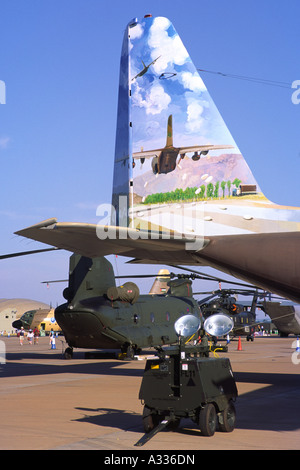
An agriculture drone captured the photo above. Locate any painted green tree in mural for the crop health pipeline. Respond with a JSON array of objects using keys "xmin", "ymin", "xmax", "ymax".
[
  {"xmin": 199, "ymin": 184, "xmax": 205, "ymax": 199},
  {"xmin": 221, "ymin": 181, "xmax": 226, "ymax": 198},
  {"xmin": 206, "ymin": 182, "xmax": 214, "ymax": 199},
  {"xmin": 143, "ymin": 178, "xmax": 245, "ymax": 205},
  {"xmin": 227, "ymin": 180, "xmax": 231, "ymax": 197},
  {"xmin": 232, "ymin": 178, "xmax": 241, "ymax": 190},
  {"xmin": 213, "ymin": 181, "xmax": 220, "ymax": 198}
]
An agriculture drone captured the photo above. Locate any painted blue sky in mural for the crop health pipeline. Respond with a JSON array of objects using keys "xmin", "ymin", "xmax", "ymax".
[
  {"xmin": 130, "ymin": 16, "xmax": 237, "ymax": 154},
  {"xmin": 126, "ymin": 16, "xmax": 260, "ymax": 200}
]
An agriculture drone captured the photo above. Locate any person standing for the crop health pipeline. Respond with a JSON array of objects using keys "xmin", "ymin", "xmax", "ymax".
[
  {"xmin": 33, "ymin": 327, "xmax": 39, "ymax": 345},
  {"xmin": 27, "ymin": 329, "xmax": 34, "ymax": 345},
  {"xmin": 19, "ymin": 327, "xmax": 25, "ymax": 346}
]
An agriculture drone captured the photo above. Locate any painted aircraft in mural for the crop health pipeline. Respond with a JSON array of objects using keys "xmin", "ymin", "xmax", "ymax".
[
  {"xmin": 132, "ymin": 55, "xmax": 161, "ymax": 81},
  {"xmin": 133, "ymin": 114, "xmax": 234, "ymax": 175},
  {"xmin": 13, "ymin": 15, "xmax": 300, "ymax": 305}
]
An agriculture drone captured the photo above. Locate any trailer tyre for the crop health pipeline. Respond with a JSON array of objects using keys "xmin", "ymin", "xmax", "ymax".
[
  {"xmin": 218, "ymin": 400, "xmax": 236, "ymax": 432},
  {"xmin": 198, "ymin": 403, "xmax": 217, "ymax": 436},
  {"xmin": 142, "ymin": 405, "xmax": 160, "ymax": 433}
]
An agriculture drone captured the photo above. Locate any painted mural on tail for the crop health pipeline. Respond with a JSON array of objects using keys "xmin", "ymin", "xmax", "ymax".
[{"xmin": 111, "ymin": 15, "xmax": 292, "ymax": 238}]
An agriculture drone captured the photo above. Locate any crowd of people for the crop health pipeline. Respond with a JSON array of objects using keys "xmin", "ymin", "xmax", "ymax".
[{"xmin": 18, "ymin": 327, "xmax": 40, "ymax": 345}]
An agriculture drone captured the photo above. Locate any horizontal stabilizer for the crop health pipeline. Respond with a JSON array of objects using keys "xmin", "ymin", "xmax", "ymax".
[
  {"xmin": 15, "ymin": 218, "xmax": 207, "ymax": 263},
  {"xmin": 15, "ymin": 218, "xmax": 300, "ymax": 303}
]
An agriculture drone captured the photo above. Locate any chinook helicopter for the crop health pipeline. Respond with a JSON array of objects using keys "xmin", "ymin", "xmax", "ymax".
[{"xmin": 53, "ymin": 253, "xmax": 234, "ymax": 359}]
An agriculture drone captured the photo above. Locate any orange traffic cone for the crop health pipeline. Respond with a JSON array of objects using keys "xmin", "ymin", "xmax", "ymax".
[{"xmin": 237, "ymin": 336, "xmax": 242, "ymax": 351}]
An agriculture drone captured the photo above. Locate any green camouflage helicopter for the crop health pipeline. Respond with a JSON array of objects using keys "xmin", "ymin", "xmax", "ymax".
[{"xmin": 53, "ymin": 253, "xmax": 235, "ymax": 359}]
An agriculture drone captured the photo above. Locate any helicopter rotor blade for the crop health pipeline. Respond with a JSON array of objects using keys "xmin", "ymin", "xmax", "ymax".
[
  {"xmin": 114, "ymin": 273, "xmax": 171, "ymax": 279},
  {"xmin": 41, "ymin": 272, "xmax": 173, "ymax": 284},
  {"xmin": 0, "ymin": 247, "xmax": 60, "ymax": 260},
  {"xmin": 41, "ymin": 279, "xmax": 68, "ymax": 284},
  {"xmin": 167, "ymin": 264, "xmax": 258, "ymax": 289}
]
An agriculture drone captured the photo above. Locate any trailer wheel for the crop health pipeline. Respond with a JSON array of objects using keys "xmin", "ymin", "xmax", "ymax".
[
  {"xmin": 142, "ymin": 405, "xmax": 160, "ymax": 433},
  {"xmin": 218, "ymin": 400, "xmax": 236, "ymax": 432},
  {"xmin": 198, "ymin": 403, "xmax": 217, "ymax": 436}
]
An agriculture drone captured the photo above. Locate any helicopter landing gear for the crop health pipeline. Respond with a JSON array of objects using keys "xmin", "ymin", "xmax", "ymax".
[
  {"xmin": 64, "ymin": 346, "xmax": 73, "ymax": 359},
  {"xmin": 121, "ymin": 343, "xmax": 141, "ymax": 359},
  {"xmin": 125, "ymin": 345, "xmax": 135, "ymax": 359}
]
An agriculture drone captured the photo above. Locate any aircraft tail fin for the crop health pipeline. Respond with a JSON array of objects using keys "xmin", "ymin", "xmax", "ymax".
[
  {"xmin": 166, "ymin": 115, "xmax": 173, "ymax": 147},
  {"xmin": 63, "ymin": 254, "xmax": 116, "ymax": 305},
  {"xmin": 112, "ymin": 15, "xmax": 268, "ymax": 235},
  {"xmin": 149, "ymin": 269, "xmax": 170, "ymax": 294}
]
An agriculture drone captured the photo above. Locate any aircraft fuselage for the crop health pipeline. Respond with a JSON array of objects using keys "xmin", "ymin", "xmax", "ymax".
[
  {"xmin": 152, "ymin": 148, "xmax": 179, "ymax": 174},
  {"xmin": 55, "ymin": 294, "xmax": 201, "ymax": 351}
]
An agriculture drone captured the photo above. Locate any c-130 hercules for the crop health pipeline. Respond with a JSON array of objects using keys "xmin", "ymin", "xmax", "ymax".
[{"xmin": 13, "ymin": 14, "xmax": 300, "ymax": 308}]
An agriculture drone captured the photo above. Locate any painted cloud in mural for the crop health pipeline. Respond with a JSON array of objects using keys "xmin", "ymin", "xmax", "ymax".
[{"xmin": 112, "ymin": 15, "xmax": 262, "ymax": 212}]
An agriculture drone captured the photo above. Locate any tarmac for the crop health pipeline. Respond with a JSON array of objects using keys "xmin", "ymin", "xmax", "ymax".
[{"xmin": 0, "ymin": 334, "xmax": 299, "ymax": 452}]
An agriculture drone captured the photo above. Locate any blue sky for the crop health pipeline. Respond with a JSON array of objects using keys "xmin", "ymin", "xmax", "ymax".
[{"xmin": 0, "ymin": 0, "xmax": 299, "ymax": 307}]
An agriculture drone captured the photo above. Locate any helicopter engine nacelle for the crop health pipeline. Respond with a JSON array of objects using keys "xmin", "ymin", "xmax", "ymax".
[
  {"xmin": 107, "ymin": 282, "xmax": 140, "ymax": 304},
  {"xmin": 168, "ymin": 278, "xmax": 193, "ymax": 297}
]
